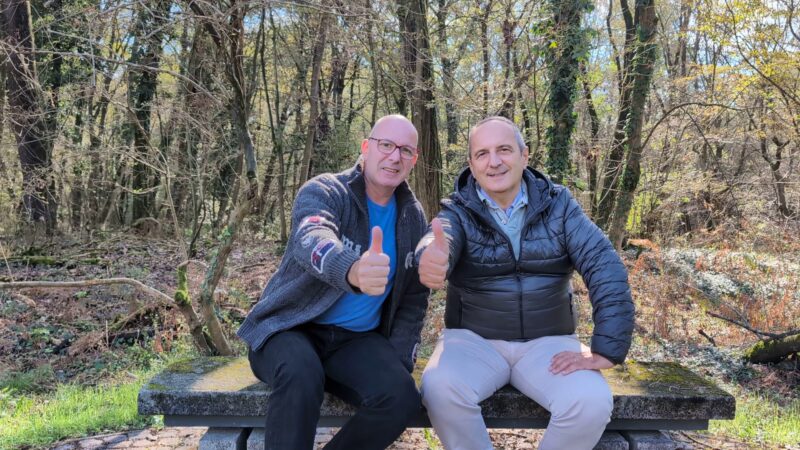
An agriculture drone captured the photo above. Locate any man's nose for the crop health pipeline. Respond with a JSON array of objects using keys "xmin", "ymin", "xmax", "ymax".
[
  {"xmin": 488, "ymin": 151, "xmax": 502, "ymax": 166},
  {"xmin": 387, "ymin": 146, "xmax": 402, "ymax": 162}
]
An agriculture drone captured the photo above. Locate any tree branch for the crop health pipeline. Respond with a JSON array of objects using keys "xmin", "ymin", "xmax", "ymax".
[
  {"xmin": 0, "ymin": 278, "xmax": 172, "ymax": 305},
  {"xmin": 706, "ymin": 311, "xmax": 800, "ymax": 340}
]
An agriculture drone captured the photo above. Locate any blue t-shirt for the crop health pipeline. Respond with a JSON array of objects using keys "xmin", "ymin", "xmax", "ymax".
[{"xmin": 314, "ymin": 195, "xmax": 397, "ymax": 331}]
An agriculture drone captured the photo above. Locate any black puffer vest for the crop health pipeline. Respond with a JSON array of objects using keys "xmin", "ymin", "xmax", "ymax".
[{"xmin": 440, "ymin": 167, "xmax": 634, "ymax": 363}]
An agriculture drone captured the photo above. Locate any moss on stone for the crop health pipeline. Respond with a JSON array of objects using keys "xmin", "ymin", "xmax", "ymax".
[
  {"xmin": 606, "ymin": 360, "xmax": 722, "ymax": 397},
  {"xmin": 145, "ymin": 382, "xmax": 170, "ymax": 392},
  {"xmin": 166, "ymin": 356, "xmax": 234, "ymax": 374},
  {"xmin": 743, "ymin": 333, "xmax": 800, "ymax": 363}
]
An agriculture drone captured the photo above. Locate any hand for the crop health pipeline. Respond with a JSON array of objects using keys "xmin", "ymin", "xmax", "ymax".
[
  {"xmin": 347, "ymin": 226, "xmax": 391, "ymax": 296},
  {"xmin": 549, "ymin": 344, "xmax": 614, "ymax": 376},
  {"xmin": 419, "ymin": 218, "xmax": 449, "ymax": 290}
]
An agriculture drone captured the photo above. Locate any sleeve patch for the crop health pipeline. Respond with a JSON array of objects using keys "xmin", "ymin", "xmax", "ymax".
[
  {"xmin": 300, "ymin": 215, "xmax": 325, "ymax": 227},
  {"xmin": 311, "ymin": 240, "xmax": 336, "ymax": 273},
  {"xmin": 404, "ymin": 251, "xmax": 414, "ymax": 269}
]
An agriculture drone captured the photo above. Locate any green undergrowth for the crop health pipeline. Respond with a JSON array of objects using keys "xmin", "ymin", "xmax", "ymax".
[
  {"xmin": 0, "ymin": 376, "xmax": 157, "ymax": 450},
  {"xmin": 0, "ymin": 344, "xmax": 196, "ymax": 450},
  {"xmin": 710, "ymin": 389, "xmax": 800, "ymax": 447}
]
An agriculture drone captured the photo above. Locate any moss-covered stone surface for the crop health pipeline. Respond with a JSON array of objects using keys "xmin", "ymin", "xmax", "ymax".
[{"xmin": 138, "ymin": 357, "xmax": 736, "ymax": 423}]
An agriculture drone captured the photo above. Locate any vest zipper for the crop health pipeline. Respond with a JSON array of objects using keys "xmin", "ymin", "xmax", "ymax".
[{"xmin": 516, "ymin": 261, "xmax": 523, "ymax": 339}]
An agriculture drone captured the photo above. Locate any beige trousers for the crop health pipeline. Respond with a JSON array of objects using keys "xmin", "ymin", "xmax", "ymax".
[{"xmin": 421, "ymin": 329, "xmax": 612, "ymax": 450}]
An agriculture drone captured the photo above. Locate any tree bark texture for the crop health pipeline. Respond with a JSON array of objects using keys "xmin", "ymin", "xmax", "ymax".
[
  {"xmin": 761, "ymin": 137, "xmax": 794, "ymax": 218},
  {"xmin": 545, "ymin": 0, "xmax": 588, "ymax": 185},
  {"xmin": 299, "ymin": 13, "xmax": 330, "ymax": 186},
  {"xmin": 259, "ymin": 7, "xmax": 289, "ymax": 242},
  {"xmin": 499, "ymin": 3, "xmax": 516, "ymax": 119},
  {"xmin": 197, "ymin": 200, "xmax": 254, "ymax": 356},
  {"xmin": 744, "ymin": 333, "xmax": 800, "ymax": 364},
  {"xmin": 3, "ymin": 0, "xmax": 58, "ymax": 233},
  {"xmin": 580, "ymin": 63, "xmax": 600, "ymax": 217},
  {"xmin": 127, "ymin": 0, "xmax": 171, "ymax": 222},
  {"xmin": 436, "ymin": 0, "xmax": 459, "ymax": 146},
  {"xmin": 607, "ymin": 0, "xmax": 659, "ymax": 249},
  {"xmin": 398, "ymin": 0, "xmax": 443, "ymax": 220},
  {"xmin": 0, "ymin": 61, "xmax": 16, "ymax": 203},
  {"xmin": 174, "ymin": 266, "xmax": 213, "ymax": 354},
  {"xmin": 480, "ymin": 0, "xmax": 492, "ymax": 116},
  {"xmin": 182, "ymin": 0, "xmax": 261, "ymax": 354},
  {"xmin": 596, "ymin": 0, "xmax": 640, "ymax": 228}
]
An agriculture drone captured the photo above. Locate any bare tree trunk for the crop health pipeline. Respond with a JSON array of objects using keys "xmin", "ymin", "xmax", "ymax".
[
  {"xmin": 365, "ymin": 0, "xmax": 379, "ymax": 125},
  {"xmin": 69, "ymin": 99, "xmax": 85, "ymax": 231},
  {"xmin": 86, "ymin": 14, "xmax": 118, "ymax": 230},
  {"xmin": 0, "ymin": 60, "xmax": 16, "ymax": 203},
  {"xmin": 184, "ymin": 0, "xmax": 260, "ymax": 354},
  {"xmin": 479, "ymin": 0, "xmax": 493, "ymax": 116},
  {"xmin": 436, "ymin": 0, "xmax": 458, "ymax": 147},
  {"xmin": 529, "ymin": 56, "xmax": 546, "ymax": 167},
  {"xmin": 499, "ymin": 2, "xmax": 516, "ymax": 118},
  {"xmin": 597, "ymin": 0, "xmax": 643, "ymax": 229},
  {"xmin": 299, "ymin": 13, "xmax": 330, "ymax": 186},
  {"xmin": 761, "ymin": 137, "xmax": 794, "ymax": 218},
  {"xmin": 398, "ymin": 0, "xmax": 443, "ymax": 219},
  {"xmin": 127, "ymin": 0, "xmax": 171, "ymax": 222},
  {"xmin": 580, "ymin": 63, "xmax": 600, "ymax": 216},
  {"xmin": 197, "ymin": 201, "xmax": 252, "ymax": 356},
  {"xmin": 174, "ymin": 266, "xmax": 213, "ymax": 354},
  {"xmin": 101, "ymin": 159, "xmax": 130, "ymax": 229},
  {"xmin": 260, "ymin": 7, "xmax": 289, "ymax": 242},
  {"xmin": 607, "ymin": 0, "xmax": 659, "ymax": 249},
  {"xmin": 3, "ymin": 0, "xmax": 58, "ymax": 234},
  {"xmin": 329, "ymin": 44, "xmax": 348, "ymax": 123},
  {"xmin": 545, "ymin": 0, "xmax": 587, "ymax": 184}
]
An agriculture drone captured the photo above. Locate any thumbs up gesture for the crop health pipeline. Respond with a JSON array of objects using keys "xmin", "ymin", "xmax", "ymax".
[
  {"xmin": 347, "ymin": 226, "xmax": 391, "ymax": 296},
  {"xmin": 419, "ymin": 218, "xmax": 450, "ymax": 290}
]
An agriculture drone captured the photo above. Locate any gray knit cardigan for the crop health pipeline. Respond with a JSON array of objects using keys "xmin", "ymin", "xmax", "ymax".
[{"xmin": 237, "ymin": 163, "xmax": 430, "ymax": 371}]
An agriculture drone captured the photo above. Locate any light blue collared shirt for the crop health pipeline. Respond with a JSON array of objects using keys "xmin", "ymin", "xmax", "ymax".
[{"xmin": 476, "ymin": 183, "xmax": 528, "ymax": 259}]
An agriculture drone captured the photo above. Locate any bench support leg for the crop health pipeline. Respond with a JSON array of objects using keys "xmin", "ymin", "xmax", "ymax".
[
  {"xmin": 621, "ymin": 431, "xmax": 679, "ymax": 450},
  {"xmin": 199, "ymin": 427, "xmax": 251, "ymax": 450},
  {"xmin": 594, "ymin": 431, "xmax": 630, "ymax": 449}
]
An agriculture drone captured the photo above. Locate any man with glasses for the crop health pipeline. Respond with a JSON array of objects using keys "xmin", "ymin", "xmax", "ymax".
[
  {"xmin": 238, "ymin": 114, "xmax": 430, "ymax": 449},
  {"xmin": 416, "ymin": 116, "xmax": 634, "ymax": 450}
]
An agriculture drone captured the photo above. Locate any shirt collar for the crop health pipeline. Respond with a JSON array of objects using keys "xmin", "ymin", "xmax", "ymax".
[{"xmin": 476, "ymin": 182, "xmax": 528, "ymax": 216}]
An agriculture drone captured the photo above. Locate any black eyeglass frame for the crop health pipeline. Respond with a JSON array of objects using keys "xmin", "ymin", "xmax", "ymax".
[{"xmin": 368, "ymin": 137, "xmax": 418, "ymax": 160}]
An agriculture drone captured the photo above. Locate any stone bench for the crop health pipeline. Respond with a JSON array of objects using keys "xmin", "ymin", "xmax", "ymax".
[{"xmin": 138, "ymin": 357, "xmax": 735, "ymax": 450}]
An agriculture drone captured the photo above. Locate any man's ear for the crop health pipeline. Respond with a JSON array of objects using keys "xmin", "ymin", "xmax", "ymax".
[
  {"xmin": 522, "ymin": 146, "xmax": 530, "ymax": 162},
  {"xmin": 361, "ymin": 139, "xmax": 369, "ymax": 156}
]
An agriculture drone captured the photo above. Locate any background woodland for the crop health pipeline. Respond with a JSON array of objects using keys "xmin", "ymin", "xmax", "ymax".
[{"xmin": 1, "ymin": 0, "xmax": 799, "ymax": 448}]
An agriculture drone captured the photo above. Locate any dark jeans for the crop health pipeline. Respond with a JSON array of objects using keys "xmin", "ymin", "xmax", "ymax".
[{"xmin": 248, "ymin": 323, "xmax": 421, "ymax": 450}]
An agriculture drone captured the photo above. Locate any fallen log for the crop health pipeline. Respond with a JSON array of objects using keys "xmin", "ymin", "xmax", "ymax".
[{"xmin": 743, "ymin": 333, "xmax": 800, "ymax": 364}]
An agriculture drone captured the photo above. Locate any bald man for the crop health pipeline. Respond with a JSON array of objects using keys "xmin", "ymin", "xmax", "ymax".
[{"xmin": 238, "ymin": 115, "xmax": 430, "ymax": 450}]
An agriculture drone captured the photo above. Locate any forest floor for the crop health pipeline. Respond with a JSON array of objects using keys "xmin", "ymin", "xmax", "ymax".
[{"xmin": 1, "ymin": 224, "xmax": 798, "ymax": 449}]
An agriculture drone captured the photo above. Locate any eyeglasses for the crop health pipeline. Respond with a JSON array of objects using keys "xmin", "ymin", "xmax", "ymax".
[{"xmin": 368, "ymin": 138, "xmax": 418, "ymax": 160}]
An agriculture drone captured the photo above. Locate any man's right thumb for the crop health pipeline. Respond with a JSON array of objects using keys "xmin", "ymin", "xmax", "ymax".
[
  {"xmin": 432, "ymin": 218, "xmax": 447, "ymax": 251},
  {"xmin": 369, "ymin": 226, "xmax": 383, "ymax": 254}
]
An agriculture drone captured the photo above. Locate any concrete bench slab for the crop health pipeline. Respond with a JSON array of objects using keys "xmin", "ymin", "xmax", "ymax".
[{"xmin": 138, "ymin": 357, "xmax": 734, "ymax": 431}]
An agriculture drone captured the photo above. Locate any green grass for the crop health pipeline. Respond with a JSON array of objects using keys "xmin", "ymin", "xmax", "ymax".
[
  {"xmin": 0, "ymin": 365, "xmax": 56, "ymax": 394},
  {"xmin": 0, "ymin": 373, "xmax": 158, "ymax": 450},
  {"xmin": 710, "ymin": 391, "xmax": 800, "ymax": 447}
]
